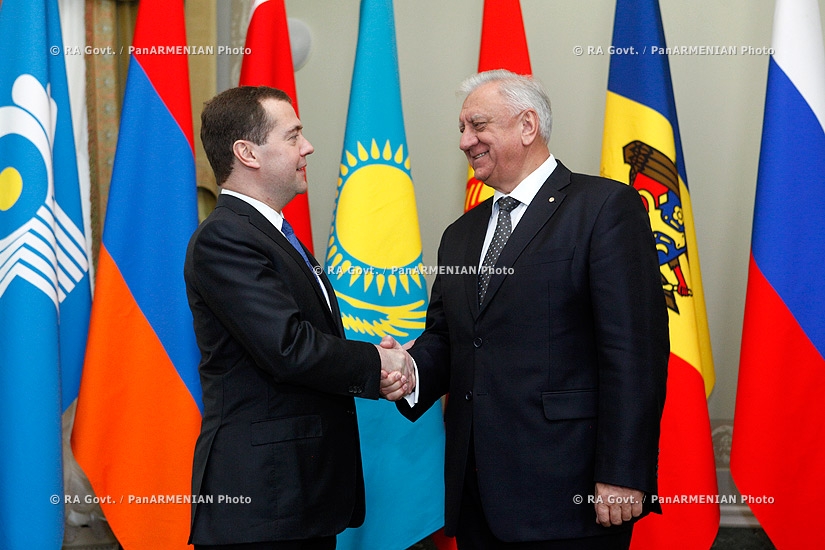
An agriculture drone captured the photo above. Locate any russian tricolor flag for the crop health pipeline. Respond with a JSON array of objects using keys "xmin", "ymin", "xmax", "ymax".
[
  {"xmin": 731, "ymin": 1, "xmax": 825, "ymax": 547},
  {"xmin": 71, "ymin": 1, "xmax": 202, "ymax": 548}
]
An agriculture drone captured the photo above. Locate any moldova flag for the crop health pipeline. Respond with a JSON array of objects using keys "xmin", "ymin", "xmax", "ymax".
[
  {"xmin": 71, "ymin": 0, "xmax": 202, "ymax": 548},
  {"xmin": 464, "ymin": 0, "xmax": 532, "ymax": 212},
  {"xmin": 0, "ymin": 0, "xmax": 92, "ymax": 546},
  {"xmin": 731, "ymin": 1, "xmax": 825, "ymax": 547},
  {"xmin": 325, "ymin": 1, "xmax": 446, "ymax": 548},
  {"xmin": 240, "ymin": 0, "xmax": 315, "ymax": 253},
  {"xmin": 600, "ymin": 1, "xmax": 719, "ymax": 548}
]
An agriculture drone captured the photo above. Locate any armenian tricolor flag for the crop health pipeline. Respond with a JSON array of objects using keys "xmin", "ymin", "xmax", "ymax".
[
  {"xmin": 71, "ymin": 1, "xmax": 202, "ymax": 548},
  {"xmin": 600, "ymin": 1, "xmax": 719, "ymax": 548}
]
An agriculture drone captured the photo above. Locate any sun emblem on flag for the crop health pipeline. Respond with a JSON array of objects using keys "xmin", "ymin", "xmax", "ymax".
[{"xmin": 326, "ymin": 138, "xmax": 427, "ymax": 340}]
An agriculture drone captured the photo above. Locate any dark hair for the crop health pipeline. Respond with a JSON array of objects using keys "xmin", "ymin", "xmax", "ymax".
[{"xmin": 200, "ymin": 86, "xmax": 293, "ymax": 185}]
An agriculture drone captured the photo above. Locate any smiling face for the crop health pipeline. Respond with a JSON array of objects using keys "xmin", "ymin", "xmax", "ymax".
[{"xmin": 459, "ymin": 82, "xmax": 530, "ymax": 193}]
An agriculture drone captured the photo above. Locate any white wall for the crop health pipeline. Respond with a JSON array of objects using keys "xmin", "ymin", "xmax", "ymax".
[{"xmin": 281, "ymin": 0, "xmax": 825, "ymax": 423}]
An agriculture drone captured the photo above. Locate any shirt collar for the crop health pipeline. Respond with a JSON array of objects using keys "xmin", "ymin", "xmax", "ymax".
[
  {"xmin": 492, "ymin": 154, "xmax": 557, "ymax": 207},
  {"xmin": 221, "ymin": 188, "xmax": 284, "ymax": 232}
]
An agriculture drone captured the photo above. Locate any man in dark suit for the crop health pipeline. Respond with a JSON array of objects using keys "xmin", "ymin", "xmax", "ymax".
[
  {"xmin": 391, "ymin": 70, "xmax": 669, "ymax": 549},
  {"xmin": 185, "ymin": 86, "xmax": 412, "ymax": 550}
]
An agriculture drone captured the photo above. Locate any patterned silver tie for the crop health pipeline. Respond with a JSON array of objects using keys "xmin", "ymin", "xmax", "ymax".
[{"xmin": 478, "ymin": 196, "xmax": 520, "ymax": 305}]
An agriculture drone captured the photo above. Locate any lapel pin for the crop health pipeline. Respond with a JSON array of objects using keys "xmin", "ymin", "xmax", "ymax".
[{"xmin": 548, "ymin": 197, "xmax": 555, "ymax": 203}]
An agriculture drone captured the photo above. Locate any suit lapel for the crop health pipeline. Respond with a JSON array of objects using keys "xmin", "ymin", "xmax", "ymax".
[
  {"xmin": 220, "ymin": 195, "xmax": 341, "ymax": 331},
  {"xmin": 478, "ymin": 162, "xmax": 571, "ymax": 315},
  {"xmin": 316, "ymin": 262, "xmax": 346, "ymax": 336},
  {"xmin": 463, "ymin": 199, "xmax": 492, "ymax": 320}
]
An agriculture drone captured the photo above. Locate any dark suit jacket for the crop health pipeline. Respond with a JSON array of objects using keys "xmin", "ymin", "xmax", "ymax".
[
  {"xmin": 398, "ymin": 161, "xmax": 669, "ymax": 542},
  {"xmin": 184, "ymin": 194, "xmax": 381, "ymax": 545}
]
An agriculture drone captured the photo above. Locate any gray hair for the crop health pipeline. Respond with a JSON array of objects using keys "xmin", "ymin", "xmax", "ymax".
[{"xmin": 459, "ymin": 69, "xmax": 553, "ymax": 145}]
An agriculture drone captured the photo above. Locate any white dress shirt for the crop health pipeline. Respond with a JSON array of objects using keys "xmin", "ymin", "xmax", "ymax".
[{"xmin": 478, "ymin": 154, "xmax": 558, "ymax": 266}]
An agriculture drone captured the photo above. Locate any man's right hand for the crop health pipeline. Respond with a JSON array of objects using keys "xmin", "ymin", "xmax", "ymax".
[{"xmin": 375, "ymin": 336, "xmax": 415, "ymax": 401}]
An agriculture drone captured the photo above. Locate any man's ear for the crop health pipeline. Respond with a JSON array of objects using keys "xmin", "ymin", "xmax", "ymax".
[
  {"xmin": 521, "ymin": 109, "xmax": 539, "ymax": 146},
  {"xmin": 232, "ymin": 140, "xmax": 259, "ymax": 169}
]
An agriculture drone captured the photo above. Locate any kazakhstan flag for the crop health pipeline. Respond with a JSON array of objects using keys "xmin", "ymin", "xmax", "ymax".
[{"xmin": 327, "ymin": 1, "xmax": 445, "ymax": 548}]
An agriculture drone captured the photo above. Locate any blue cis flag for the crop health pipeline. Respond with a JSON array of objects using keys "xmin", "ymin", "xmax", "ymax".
[
  {"xmin": 326, "ymin": 0, "xmax": 446, "ymax": 548},
  {"xmin": 0, "ymin": 0, "xmax": 92, "ymax": 547},
  {"xmin": 600, "ymin": 1, "xmax": 718, "ymax": 548}
]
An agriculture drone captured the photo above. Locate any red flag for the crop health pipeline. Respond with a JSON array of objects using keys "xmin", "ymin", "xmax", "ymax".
[
  {"xmin": 71, "ymin": 0, "xmax": 202, "ymax": 548},
  {"xmin": 434, "ymin": 4, "xmax": 534, "ymax": 548},
  {"xmin": 239, "ymin": 0, "xmax": 314, "ymax": 252},
  {"xmin": 464, "ymin": 0, "xmax": 532, "ymax": 212}
]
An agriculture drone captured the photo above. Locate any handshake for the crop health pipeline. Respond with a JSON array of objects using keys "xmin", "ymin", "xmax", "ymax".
[{"xmin": 374, "ymin": 335, "xmax": 416, "ymax": 402}]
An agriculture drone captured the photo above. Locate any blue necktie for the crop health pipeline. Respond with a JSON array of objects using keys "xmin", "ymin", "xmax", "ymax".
[
  {"xmin": 281, "ymin": 218, "xmax": 315, "ymax": 273},
  {"xmin": 282, "ymin": 218, "xmax": 331, "ymax": 311}
]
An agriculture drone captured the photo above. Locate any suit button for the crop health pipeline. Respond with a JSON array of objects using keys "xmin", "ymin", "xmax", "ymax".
[
  {"xmin": 348, "ymin": 386, "xmax": 363, "ymax": 394},
  {"xmin": 473, "ymin": 337, "xmax": 483, "ymax": 348},
  {"xmin": 465, "ymin": 391, "xmax": 473, "ymax": 401}
]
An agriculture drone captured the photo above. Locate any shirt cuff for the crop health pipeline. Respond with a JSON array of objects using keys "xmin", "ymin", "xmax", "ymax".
[{"xmin": 404, "ymin": 356, "xmax": 419, "ymax": 406}]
